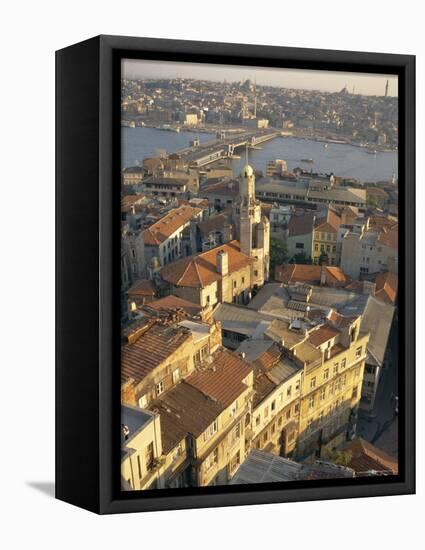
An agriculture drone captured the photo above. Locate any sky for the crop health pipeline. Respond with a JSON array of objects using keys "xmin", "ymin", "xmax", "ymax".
[{"xmin": 122, "ymin": 59, "xmax": 398, "ymax": 97}]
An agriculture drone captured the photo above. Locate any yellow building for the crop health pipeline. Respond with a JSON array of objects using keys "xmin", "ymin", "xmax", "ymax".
[
  {"xmin": 149, "ymin": 348, "xmax": 254, "ymax": 487},
  {"xmin": 312, "ymin": 209, "xmax": 341, "ymax": 265},
  {"xmin": 293, "ymin": 314, "xmax": 369, "ymax": 459}
]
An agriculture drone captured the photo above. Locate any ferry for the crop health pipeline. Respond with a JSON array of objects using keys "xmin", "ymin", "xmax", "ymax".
[{"xmin": 300, "ymin": 158, "xmax": 314, "ymax": 163}]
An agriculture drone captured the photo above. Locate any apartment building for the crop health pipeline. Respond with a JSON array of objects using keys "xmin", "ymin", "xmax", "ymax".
[
  {"xmin": 120, "ymin": 315, "xmax": 222, "ymax": 410},
  {"xmin": 143, "ymin": 204, "xmax": 203, "ymax": 268}
]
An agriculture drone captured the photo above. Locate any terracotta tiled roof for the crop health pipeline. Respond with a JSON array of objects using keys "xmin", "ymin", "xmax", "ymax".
[
  {"xmin": 186, "ymin": 348, "xmax": 252, "ymax": 407},
  {"xmin": 151, "ymin": 382, "xmax": 223, "ymax": 454},
  {"xmin": 253, "ymin": 373, "xmax": 277, "ymax": 408},
  {"xmin": 328, "ymin": 310, "xmax": 357, "ymax": 329},
  {"xmin": 287, "ymin": 213, "xmax": 315, "ymax": 237},
  {"xmin": 345, "ymin": 438, "xmax": 398, "ymax": 475},
  {"xmin": 127, "ymin": 279, "xmax": 156, "ymax": 297},
  {"xmin": 374, "ymin": 271, "xmax": 398, "ymax": 304},
  {"xmin": 275, "ymin": 264, "xmax": 349, "ymax": 286},
  {"xmin": 121, "ymin": 322, "xmax": 192, "ymax": 383},
  {"xmin": 144, "ymin": 295, "xmax": 202, "ymax": 317},
  {"xmin": 308, "ymin": 324, "xmax": 340, "ymax": 347},
  {"xmin": 160, "ymin": 240, "xmax": 254, "ymax": 288},
  {"xmin": 315, "ymin": 208, "xmax": 341, "ymax": 233},
  {"xmin": 254, "ymin": 343, "xmax": 281, "ymax": 372},
  {"xmin": 377, "ymin": 225, "xmax": 398, "ymax": 250},
  {"xmin": 143, "ymin": 205, "xmax": 202, "ymax": 246}
]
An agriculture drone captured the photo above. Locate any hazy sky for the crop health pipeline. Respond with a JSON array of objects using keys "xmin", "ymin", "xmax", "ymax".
[{"xmin": 122, "ymin": 59, "xmax": 398, "ymax": 97}]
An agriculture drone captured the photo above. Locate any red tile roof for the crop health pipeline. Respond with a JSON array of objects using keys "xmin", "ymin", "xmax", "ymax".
[
  {"xmin": 121, "ymin": 321, "xmax": 192, "ymax": 383},
  {"xmin": 160, "ymin": 240, "xmax": 254, "ymax": 288},
  {"xmin": 127, "ymin": 279, "xmax": 156, "ymax": 297},
  {"xmin": 275, "ymin": 264, "xmax": 349, "ymax": 286},
  {"xmin": 315, "ymin": 208, "xmax": 341, "ymax": 233},
  {"xmin": 186, "ymin": 348, "xmax": 252, "ymax": 407},
  {"xmin": 151, "ymin": 382, "xmax": 223, "ymax": 453},
  {"xmin": 143, "ymin": 205, "xmax": 202, "ymax": 246},
  {"xmin": 377, "ymin": 225, "xmax": 398, "ymax": 250},
  {"xmin": 144, "ymin": 295, "xmax": 202, "ymax": 317},
  {"xmin": 345, "ymin": 438, "xmax": 398, "ymax": 475},
  {"xmin": 308, "ymin": 324, "xmax": 340, "ymax": 347},
  {"xmin": 374, "ymin": 272, "xmax": 398, "ymax": 304}
]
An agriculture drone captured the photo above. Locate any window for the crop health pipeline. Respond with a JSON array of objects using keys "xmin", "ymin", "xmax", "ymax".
[
  {"xmin": 264, "ymin": 406, "xmax": 269, "ymax": 419},
  {"xmin": 329, "ymin": 382, "xmax": 334, "ymax": 395},
  {"xmin": 323, "ymin": 368, "xmax": 329, "ymax": 380},
  {"xmin": 341, "ymin": 358, "xmax": 346, "ymax": 369},
  {"xmin": 271, "ymin": 400, "xmax": 276, "ymax": 412},
  {"xmin": 229, "ymin": 451, "xmax": 241, "ymax": 472},
  {"xmin": 333, "ymin": 364, "xmax": 338, "ymax": 376},
  {"xmin": 145, "ymin": 442, "xmax": 154, "ymax": 471},
  {"xmin": 206, "ymin": 295, "xmax": 210, "ymax": 304},
  {"xmin": 286, "ymin": 409, "xmax": 291, "ymax": 420},
  {"xmin": 229, "ymin": 423, "xmax": 241, "ymax": 444},
  {"xmin": 308, "ymin": 396, "xmax": 315, "ymax": 409},
  {"xmin": 156, "ymin": 381, "xmax": 164, "ymax": 396},
  {"xmin": 295, "ymin": 380, "xmax": 300, "ymax": 392},
  {"xmin": 314, "ymin": 244, "xmax": 319, "ymax": 251},
  {"xmin": 320, "ymin": 387, "xmax": 326, "ymax": 401},
  {"xmin": 203, "ymin": 420, "xmax": 218, "ymax": 441},
  {"xmin": 233, "ymin": 280, "xmax": 237, "ymax": 288},
  {"xmin": 242, "ymin": 277, "xmax": 245, "ymax": 284},
  {"xmin": 138, "ymin": 394, "xmax": 147, "ymax": 408},
  {"xmin": 342, "ymin": 374, "xmax": 347, "ymax": 387},
  {"xmin": 255, "ymin": 415, "xmax": 261, "ymax": 426},
  {"xmin": 278, "ymin": 416, "xmax": 283, "ymax": 427},
  {"xmin": 296, "ymin": 242, "xmax": 304, "ymax": 249},
  {"xmin": 287, "ymin": 386, "xmax": 292, "ymax": 397},
  {"xmin": 254, "ymin": 270, "xmax": 258, "ymax": 276},
  {"xmin": 204, "ymin": 448, "xmax": 218, "ymax": 472},
  {"xmin": 137, "ymin": 455, "xmax": 142, "ymax": 479},
  {"xmin": 356, "ymin": 346, "xmax": 362, "ymax": 358},
  {"xmin": 355, "ymin": 367, "xmax": 360, "ymax": 379},
  {"xmin": 230, "ymin": 400, "xmax": 239, "ymax": 417},
  {"xmin": 271, "ymin": 423, "xmax": 276, "ymax": 435},
  {"xmin": 172, "ymin": 368, "xmax": 180, "ymax": 384},
  {"xmin": 310, "ymin": 377, "xmax": 316, "ymax": 389},
  {"xmin": 294, "ymin": 403, "xmax": 300, "ymax": 414},
  {"xmin": 352, "ymin": 386, "xmax": 358, "ymax": 399}
]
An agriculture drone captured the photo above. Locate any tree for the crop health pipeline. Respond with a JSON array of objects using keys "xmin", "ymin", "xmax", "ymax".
[
  {"xmin": 323, "ymin": 448, "xmax": 353, "ymax": 467},
  {"xmin": 291, "ymin": 251, "xmax": 312, "ymax": 265},
  {"xmin": 270, "ymin": 238, "xmax": 288, "ymax": 275}
]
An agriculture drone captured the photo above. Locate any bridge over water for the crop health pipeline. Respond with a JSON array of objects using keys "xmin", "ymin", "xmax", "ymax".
[{"xmin": 174, "ymin": 129, "xmax": 279, "ymax": 167}]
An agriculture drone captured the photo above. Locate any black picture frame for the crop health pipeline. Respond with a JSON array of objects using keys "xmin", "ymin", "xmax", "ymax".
[{"xmin": 56, "ymin": 35, "xmax": 415, "ymax": 514}]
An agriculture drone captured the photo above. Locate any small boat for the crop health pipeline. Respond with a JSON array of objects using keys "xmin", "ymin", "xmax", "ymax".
[
  {"xmin": 366, "ymin": 149, "xmax": 377, "ymax": 155},
  {"xmin": 300, "ymin": 158, "xmax": 314, "ymax": 163},
  {"xmin": 323, "ymin": 143, "xmax": 329, "ymax": 148}
]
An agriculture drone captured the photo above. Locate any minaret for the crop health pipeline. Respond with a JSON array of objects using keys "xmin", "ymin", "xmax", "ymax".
[
  {"xmin": 254, "ymin": 79, "xmax": 257, "ymax": 118},
  {"xmin": 238, "ymin": 164, "xmax": 261, "ymax": 257}
]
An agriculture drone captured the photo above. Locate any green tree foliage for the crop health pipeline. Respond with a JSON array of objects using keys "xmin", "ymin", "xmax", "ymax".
[
  {"xmin": 270, "ymin": 238, "xmax": 288, "ymax": 275},
  {"xmin": 290, "ymin": 251, "xmax": 312, "ymax": 265},
  {"xmin": 324, "ymin": 449, "xmax": 353, "ymax": 467}
]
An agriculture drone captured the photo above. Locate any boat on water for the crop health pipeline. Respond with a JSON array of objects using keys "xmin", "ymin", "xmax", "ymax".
[
  {"xmin": 122, "ymin": 120, "xmax": 136, "ymax": 128},
  {"xmin": 300, "ymin": 158, "xmax": 314, "ymax": 163},
  {"xmin": 366, "ymin": 149, "xmax": 377, "ymax": 155},
  {"xmin": 323, "ymin": 143, "xmax": 329, "ymax": 148}
]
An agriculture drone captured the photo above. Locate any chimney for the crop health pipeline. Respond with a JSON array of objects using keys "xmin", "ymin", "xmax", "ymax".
[
  {"xmin": 320, "ymin": 264, "xmax": 327, "ymax": 286},
  {"xmin": 223, "ymin": 223, "xmax": 233, "ymax": 243},
  {"xmin": 216, "ymin": 250, "xmax": 228, "ymax": 276}
]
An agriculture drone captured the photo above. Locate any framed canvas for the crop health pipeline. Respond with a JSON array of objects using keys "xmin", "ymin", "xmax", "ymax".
[{"xmin": 56, "ymin": 35, "xmax": 415, "ymax": 514}]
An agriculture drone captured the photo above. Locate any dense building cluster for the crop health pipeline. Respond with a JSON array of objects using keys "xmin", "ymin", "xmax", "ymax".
[
  {"xmin": 120, "ymin": 76, "xmax": 398, "ymax": 491},
  {"xmin": 122, "ymin": 78, "xmax": 398, "ymax": 149}
]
